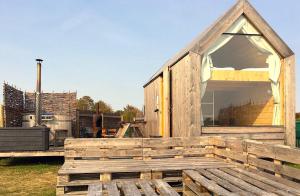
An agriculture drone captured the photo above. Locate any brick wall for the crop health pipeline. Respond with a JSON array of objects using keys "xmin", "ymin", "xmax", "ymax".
[{"xmin": 3, "ymin": 84, "xmax": 24, "ymax": 127}]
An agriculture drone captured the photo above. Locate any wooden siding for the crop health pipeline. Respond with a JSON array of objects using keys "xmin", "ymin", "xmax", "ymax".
[
  {"xmin": 144, "ymin": 77, "xmax": 161, "ymax": 137},
  {"xmin": 171, "ymin": 55, "xmax": 190, "ymax": 137},
  {"xmin": 202, "ymin": 126, "xmax": 285, "ymax": 144},
  {"xmin": 284, "ymin": 55, "xmax": 296, "ymax": 146},
  {"xmin": 171, "ymin": 53, "xmax": 201, "ymax": 137}
]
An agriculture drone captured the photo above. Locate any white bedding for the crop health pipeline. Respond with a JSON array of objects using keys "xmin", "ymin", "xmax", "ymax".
[
  {"xmin": 241, "ymin": 68, "xmax": 269, "ymax": 71},
  {"xmin": 212, "ymin": 67, "xmax": 269, "ymax": 71},
  {"xmin": 211, "ymin": 67, "xmax": 235, "ymax": 71}
]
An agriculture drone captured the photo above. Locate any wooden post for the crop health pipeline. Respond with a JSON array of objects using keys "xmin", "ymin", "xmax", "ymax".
[
  {"xmin": 274, "ymin": 159, "xmax": 282, "ymax": 177},
  {"xmin": 205, "ymin": 145, "xmax": 214, "ymax": 158},
  {"xmin": 152, "ymin": 171, "xmax": 163, "ymax": 179},
  {"xmin": 174, "ymin": 146, "xmax": 184, "ymax": 158},
  {"xmin": 163, "ymin": 68, "xmax": 170, "ymax": 137},
  {"xmin": 56, "ymin": 187, "xmax": 65, "ymax": 196},
  {"xmin": 100, "ymin": 173, "xmax": 111, "ymax": 182},
  {"xmin": 284, "ymin": 55, "xmax": 296, "ymax": 146},
  {"xmin": 140, "ymin": 171, "xmax": 151, "ymax": 180},
  {"xmin": 158, "ymin": 76, "xmax": 164, "ymax": 137}
]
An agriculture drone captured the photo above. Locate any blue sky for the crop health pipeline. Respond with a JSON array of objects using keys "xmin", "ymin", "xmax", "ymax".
[{"xmin": 0, "ymin": 0, "xmax": 299, "ymax": 111}]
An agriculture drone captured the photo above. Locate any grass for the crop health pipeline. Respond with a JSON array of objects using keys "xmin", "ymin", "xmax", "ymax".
[{"xmin": 0, "ymin": 157, "xmax": 63, "ymax": 196}]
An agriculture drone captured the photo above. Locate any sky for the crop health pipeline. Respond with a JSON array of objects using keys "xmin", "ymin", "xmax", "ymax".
[{"xmin": 0, "ymin": 0, "xmax": 299, "ymax": 111}]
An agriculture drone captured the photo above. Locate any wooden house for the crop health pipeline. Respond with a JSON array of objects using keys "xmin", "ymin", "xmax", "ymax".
[{"xmin": 143, "ymin": 0, "xmax": 296, "ymax": 146}]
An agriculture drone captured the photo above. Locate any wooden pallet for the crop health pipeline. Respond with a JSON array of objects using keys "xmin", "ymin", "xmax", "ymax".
[
  {"xmin": 57, "ymin": 157, "xmax": 233, "ymax": 194},
  {"xmin": 57, "ymin": 179, "xmax": 179, "ymax": 196},
  {"xmin": 86, "ymin": 180, "xmax": 180, "ymax": 196},
  {"xmin": 58, "ymin": 137, "xmax": 300, "ymax": 195},
  {"xmin": 183, "ymin": 168, "xmax": 300, "ymax": 196}
]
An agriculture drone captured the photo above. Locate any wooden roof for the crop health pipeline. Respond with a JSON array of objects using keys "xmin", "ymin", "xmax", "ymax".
[{"xmin": 144, "ymin": 0, "xmax": 294, "ymax": 87}]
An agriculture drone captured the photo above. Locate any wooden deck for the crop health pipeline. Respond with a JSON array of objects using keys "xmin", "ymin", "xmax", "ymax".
[{"xmin": 0, "ymin": 146, "xmax": 64, "ymax": 158}]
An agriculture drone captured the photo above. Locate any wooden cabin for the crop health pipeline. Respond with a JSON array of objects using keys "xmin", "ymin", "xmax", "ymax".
[{"xmin": 143, "ymin": 0, "xmax": 296, "ymax": 146}]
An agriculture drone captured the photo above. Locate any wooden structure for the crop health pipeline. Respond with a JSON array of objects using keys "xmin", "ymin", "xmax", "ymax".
[
  {"xmin": 115, "ymin": 123, "xmax": 143, "ymax": 138},
  {"xmin": 56, "ymin": 136, "xmax": 300, "ymax": 195},
  {"xmin": 76, "ymin": 110, "xmax": 122, "ymax": 138},
  {"xmin": 183, "ymin": 137, "xmax": 300, "ymax": 196},
  {"xmin": 143, "ymin": 0, "xmax": 295, "ymax": 146},
  {"xmin": 87, "ymin": 180, "xmax": 179, "ymax": 196},
  {"xmin": 0, "ymin": 104, "xmax": 3, "ymax": 128},
  {"xmin": 183, "ymin": 168, "xmax": 300, "ymax": 196}
]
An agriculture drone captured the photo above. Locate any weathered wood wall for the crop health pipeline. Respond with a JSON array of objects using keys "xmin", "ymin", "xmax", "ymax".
[
  {"xmin": 170, "ymin": 55, "xmax": 190, "ymax": 137},
  {"xmin": 202, "ymin": 126, "xmax": 285, "ymax": 144},
  {"xmin": 284, "ymin": 55, "xmax": 296, "ymax": 146},
  {"xmin": 171, "ymin": 53, "xmax": 201, "ymax": 137},
  {"xmin": 144, "ymin": 77, "xmax": 161, "ymax": 137}
]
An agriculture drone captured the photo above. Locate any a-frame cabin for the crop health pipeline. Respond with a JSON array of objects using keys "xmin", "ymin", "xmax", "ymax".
[{"xmin": 143, "ymin": 0, "xmax": 296, "ymax": 146}]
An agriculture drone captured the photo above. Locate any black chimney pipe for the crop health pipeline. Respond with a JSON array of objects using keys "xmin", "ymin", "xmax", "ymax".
[{"xmin": 35, "ymin": 59, "xmax": 43, "ymax": 126}]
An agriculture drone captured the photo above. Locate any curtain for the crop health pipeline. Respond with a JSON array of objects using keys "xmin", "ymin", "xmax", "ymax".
[
  {"xmin": 201, "ymin": 17, "xmax": 247, "ymax": 125},
  {"xmin": 201, "ymin": 16, "xmax": 281, "ymax": 125},
  {"xmin": 241, "ymin": 21, "xmax": 281, "ymax": 125}
]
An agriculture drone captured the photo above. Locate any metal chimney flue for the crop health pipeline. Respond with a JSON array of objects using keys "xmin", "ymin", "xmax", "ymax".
[{"xmin": 35, "ymin": 59, "xmax": 43, "ymax": 126}]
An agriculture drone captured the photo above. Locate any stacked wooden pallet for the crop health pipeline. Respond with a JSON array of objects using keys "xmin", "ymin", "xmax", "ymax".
[
  {"xmin": 182, "ymin": 137, "xmax": 300, "ymax": 196},
  {"xmin": 87, "ymin": 180, "xmax": 179, "ymax": 196},
  {"xmin": 57, "ymin": 136, "xmax": 300, "ymax": 195},
  {"xmin": 183, "ymin": 168, "xmax": 300, "ymax": 196},
  {"xmin": 57, "ymin": 137, "xmax": 233, "ymax": 195}
]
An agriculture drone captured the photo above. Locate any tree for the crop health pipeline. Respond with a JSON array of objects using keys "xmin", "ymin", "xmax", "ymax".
[
  {"xmin": 122, "ymin": 105, "xmax": 143, "ymax": 122},
  {"xmin": 95, "ymin": 100, "xmax": 113, "ymax": 113},
  {"xmin": 296, "ymin": 113, "xmax": 300, "ymax": 120},
  {"xmin": 77, "ymin": 96, "xmax": 95, "ymax": 111},
  {"xmin": 114, "ymin": 110, "xmax": 124, "ymax": 116}
]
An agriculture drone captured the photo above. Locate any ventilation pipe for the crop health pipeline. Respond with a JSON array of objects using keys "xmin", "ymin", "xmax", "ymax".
[{"xmin": 35, "ymin": 59, "xmax": 43, "ymax": 126}]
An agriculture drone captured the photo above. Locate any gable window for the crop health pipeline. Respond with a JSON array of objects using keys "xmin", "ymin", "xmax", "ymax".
[{"xmin": 201, "ymin": 16, "xmax": 282, "ymax": 126}]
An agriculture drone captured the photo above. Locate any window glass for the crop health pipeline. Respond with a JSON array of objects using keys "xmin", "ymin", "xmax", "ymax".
[{"xmin": 202, "ymin": 81, "xmax": 274, "ymax": 126}]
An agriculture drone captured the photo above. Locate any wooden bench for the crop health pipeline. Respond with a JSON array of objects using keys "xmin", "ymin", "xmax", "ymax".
[
  {"xmin": 87, "ymin": 180, "xmax": 179, "ymax": 196},
  {"xmin": 57, "ymin": 137, "xmax": 233, "ymax": 195},
  {"xmin": 183, "ymin": 137, "xmax": 300, "ymax": 196},
  {"xmin": 57, "ymin": 136, "xmax": 300, "ymax": 195}
]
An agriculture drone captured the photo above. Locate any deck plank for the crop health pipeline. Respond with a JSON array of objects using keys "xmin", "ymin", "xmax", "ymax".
[
  {"xmin": 87, "ymin": 183, "xmax": 102, "ymax": 196},
  {"xmin": 138, "ymin": 180, "xmax": 158, "ymax": 196},
  {"xmin": 153, "ymin": 179, "xmax": 180, "ymax": 196},
  {"xmin": 105, "ymin": 182, "xmax": 120, "ymax": 196},
  {"xmin": 121, "ymin": 181, "xmax": 141, "ymax": 196},
  {"xmin": 232, "ymin": 167, "xmax": 300, "ymax": 195},
  {"xmin": 184, "ymin": 170, "xmax": 233, "ymax": 196},
  {"xmin": 220, "ymin": 168, "xmax": 294, "ymax": 196},
  {"xmin": 207, "ymin": 168, "xmax": 275, "ymax": 196},
  {"xmin": 197, "ymin": 169, "xmax": 251, "ymax": 196}
]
